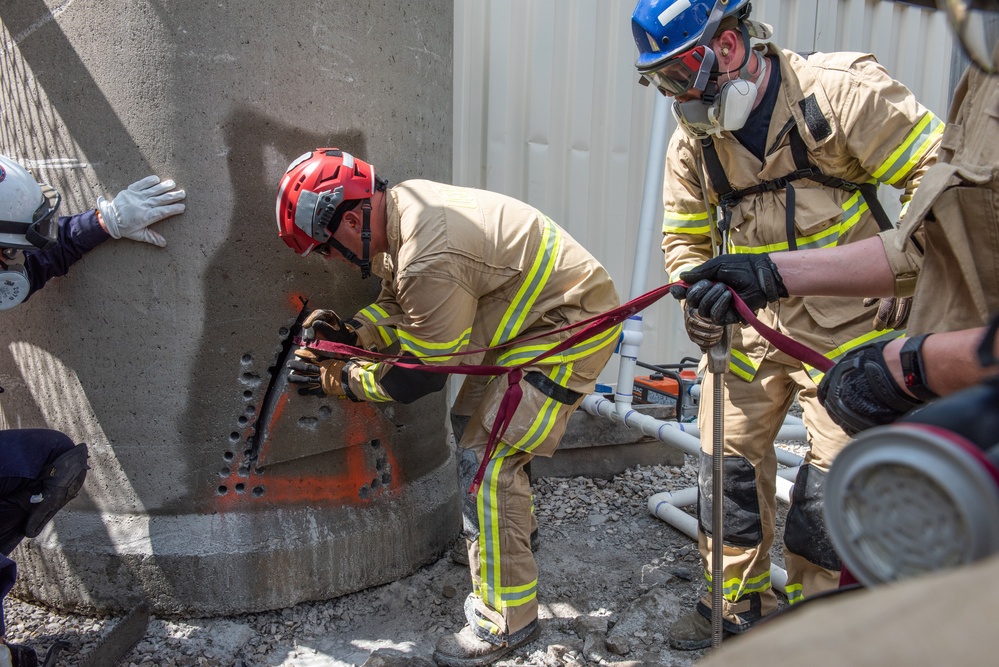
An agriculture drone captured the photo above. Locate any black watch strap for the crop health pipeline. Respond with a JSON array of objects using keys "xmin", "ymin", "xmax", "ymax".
[{"xmin": 899, "ymin": 334, "xmax": 938, "ymax": 401}]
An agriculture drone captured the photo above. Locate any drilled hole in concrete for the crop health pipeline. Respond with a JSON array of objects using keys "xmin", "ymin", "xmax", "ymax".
[
  {"xmin": 371, "ymin": 477, "xmax": 381, "ymax": 489},
  {"xmin": 229, "ymin": 432, "xmax": 240, "ymax": 442},
  {"xmin": 359, "ymin": 486, "xmax": 370, "ymax": 499},
  {"xmin": 243, "ymin": 390, "xmax": 253, "ymax": 399},
  {"xmin": 219, "ymin": 468, "xmax": 230, "ymax": 478},
  {"xmin": 298, "ymin": 416, "xmax": 319, "ymax": 431},
  {"xmin": 238, "ymin": 465, "xmax": 250, "ymax": 477},
  {"xmin": 370, "ymin": 439, "xmax": 381, "ymax": 448},
  {"xmin": 318, "ymin": 406, "xmax": 332, "ymax": 419},
  {"xmin": 242, "ymin": 353, "xmax": 253, "ymax": 364},
  {"xmin": 238, "ymin": 416, "xmax": 248, "ymax": 426},
  {"xmin": 235, "ymin": 483, "xmax": 246, "ymax": 493},
  {"xmin": 217, "ymin": 486, "xmax": 228, "ymax": 495},
  {"xmin": 245, "ymin": 404, "xmax": 256, "ymax": 414},
  {"xmin": 243, "ymin": 447, "xmax": 252, "ymax": 456},
  {"xmin": 223, "ymin": 451, "xmax": 234, "ymax": 461},
  {"xmin": 382, "ymin": 472, "xmax": 392, "ymax": 485},
  {"xmin": 279, "ymin": 327, "xmax": 289, "ymax": 337},
  {"xmin": 252, "ymin": 486, "xmax": 265, "ymax": 497},
  {"xmin": 255, "ymin": 467, "xmax": 266, "ymax": 475},
  {"xmin": 376, "ymin": 459, "xmax": 383, "ymax": 471},
  {"xmin": 240, "ymin": 372, "xmax": 262, "ymax": 388}
]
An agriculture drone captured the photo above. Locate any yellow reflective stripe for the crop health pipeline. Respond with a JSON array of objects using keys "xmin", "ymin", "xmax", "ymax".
[
  {"xmin": 663, "ymin": 209, "xmax": 711, "ymax": 235},
  {"xmin": 356, "ymin": 304, "xmax": 398, "ymax": 347},
  {"xmin": 730, "ymin": 191, "xmax": 870, "ymax": 255},
  {"xmin": 872, "ymin": 112, "xmax": 944, "ymax": 186},
  {"xmin": 495, "ymin": 323, "xmax": 620, "ymax": 367},
  {"xmin": 785, "ymin": 582, "xmax": 805, "ymax": 604},
  {"xmin": 705, "ymin": 568, "xmax": 771, "ymax": 601},
  {"xmin": 806, "ymin": 328, "xmax": 905, "ymax": 383},
  {"xmin": 355, "ymin": 361, "xmax": 393, "ymax": 402},
  {"xmin": 499, "ymin": 579, "xmax": 538, "ymax": 607},
  {"xmin": 477, "ymin": 444, "xmax": 511, "ymax": 610},
  {"xmin": 398, "ymin": 326, "xmax": 471, "ymax": 363},
  {"xmin": 491, "ymin": 217, "xmax": 562, "ymax": 346},
  {"xmin": 513, "ymin": 366, "xmax": 572, "ymax": 453},
  {"xmin": 729, "ymin": 349, "xmax": 757, "ymax": 382}
]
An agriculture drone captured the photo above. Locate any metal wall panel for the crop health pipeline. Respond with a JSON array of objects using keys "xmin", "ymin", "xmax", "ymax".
[{"xmin": 454, "ymin": 0, "xmax": 955, "ymax": 383}]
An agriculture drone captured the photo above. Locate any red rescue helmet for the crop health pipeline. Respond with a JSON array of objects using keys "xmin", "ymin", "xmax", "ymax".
[{"xmin": 275, "ymin": 148, "xmax": 378, "ymax": 257}]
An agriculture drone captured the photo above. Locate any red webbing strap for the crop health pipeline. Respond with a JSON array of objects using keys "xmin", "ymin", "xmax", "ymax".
[
  {"xmin": 298, "ymin": 282, "xmax": 832, "ymax": 493},
  {"xmin": 730, "ymin": 293, "xmax": 835, "ymax": 373}
]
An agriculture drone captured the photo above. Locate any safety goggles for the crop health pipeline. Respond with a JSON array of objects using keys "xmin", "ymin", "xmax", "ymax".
[
  {"xmin": 0, "ymin": 183, "xmax": 61, "ymax": 251},
  {"xmin": 639, "ymin": 45, "xmax": 716, "ymax": 97},
  {"xmin": 943, "ymin": 0, "xmax": 999, "ymax": 73}
]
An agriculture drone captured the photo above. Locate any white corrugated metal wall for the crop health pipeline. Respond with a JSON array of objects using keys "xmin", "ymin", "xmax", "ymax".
[{"xmin": 453, "ymin": 0, "xmax": 955, "ymax": 383}]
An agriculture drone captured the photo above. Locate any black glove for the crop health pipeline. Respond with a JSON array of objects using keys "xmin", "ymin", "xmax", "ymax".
[
  {"xmin": 817, "ymin": 341, "xmax": 924, "ymax": 436},
  {"xmin": 671, "ymin": 254, "xmax": 788, "ymax": 325},
  {"xmin": 301, "ymin": 308, "xmax": 357, "ymax": 346}
]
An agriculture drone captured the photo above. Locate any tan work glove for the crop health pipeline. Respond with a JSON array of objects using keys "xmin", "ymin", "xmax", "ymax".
[
  {"xmin": 301, "ymin": 308, "xmax": 357, "ymax": 346},
  {"xmin": 863, "ymin": 297, "xmax": 912, "ymax": 331},
  {"xmin": 684, "ymin": 305, "xmax": 724, "ymax": 351},
  {"xmin": 286, "ymin": 348, "xmax": 348, "ymax": 396}
]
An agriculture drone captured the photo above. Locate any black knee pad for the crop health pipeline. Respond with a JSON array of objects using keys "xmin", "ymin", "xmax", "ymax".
[
  {"xmin": 698, "ymin": 453, "xmax": 763, "ymax": 547},
  {"xmin": 784, "ymin": 464, "xmax": 841, "ymax": 571},
  {"xmin": 456, "ymin": 446, "xmax": 481, "ymax": 540}
]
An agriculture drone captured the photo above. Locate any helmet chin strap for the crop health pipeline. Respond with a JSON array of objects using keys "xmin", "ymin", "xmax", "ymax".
[{"xmin": 323, "ymin": 199, "xmax": 373, "ymax": 279}]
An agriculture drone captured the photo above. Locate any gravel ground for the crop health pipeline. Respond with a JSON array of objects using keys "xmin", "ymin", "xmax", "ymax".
[{"xmin": 4, "ymin": 438, "xmax": 806, "ymax": 667}]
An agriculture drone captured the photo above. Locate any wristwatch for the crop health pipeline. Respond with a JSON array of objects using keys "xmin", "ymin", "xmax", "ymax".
[{"xmin": 899, "ymin": 334, "xmax": 938, "ymax": 401}]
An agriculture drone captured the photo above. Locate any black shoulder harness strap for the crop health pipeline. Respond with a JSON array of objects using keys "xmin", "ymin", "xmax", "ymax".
[{"xmin": 699, "ymin": 119, "xmax": 894, "ymax": 252}]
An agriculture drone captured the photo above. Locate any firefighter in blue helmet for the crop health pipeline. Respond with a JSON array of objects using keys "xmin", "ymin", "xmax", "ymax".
[
  {"xmin": 0, "ymin": 155, "xmax": 185, "ymax": 667},
  {"xmin": 631, "ymin": 0, "xmax": 941, "ymax": 649}
]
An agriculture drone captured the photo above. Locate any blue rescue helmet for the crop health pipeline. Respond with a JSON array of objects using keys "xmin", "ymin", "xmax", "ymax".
[{"xmin": 632, "ymin": 0, "xmax": 752, "ymax": 73}]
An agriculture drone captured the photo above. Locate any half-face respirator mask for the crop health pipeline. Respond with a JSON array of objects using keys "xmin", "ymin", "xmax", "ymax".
[
  {"xmin": 824, "ymin": 317, "xmax": 999, "ymax": 587},
  {"xmin": 672, "ymin": 50, "xmax": 768, "ymax": 137}
]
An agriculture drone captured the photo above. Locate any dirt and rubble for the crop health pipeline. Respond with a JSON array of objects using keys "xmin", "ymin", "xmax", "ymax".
[{"xmin": 3, "ymin": 440, "xmax": 803, "ymax": 667}]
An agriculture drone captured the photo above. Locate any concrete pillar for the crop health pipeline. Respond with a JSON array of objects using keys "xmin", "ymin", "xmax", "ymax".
[{"xmin": 0, "ymin": 1, "xmax": 457, "ymax": 616}]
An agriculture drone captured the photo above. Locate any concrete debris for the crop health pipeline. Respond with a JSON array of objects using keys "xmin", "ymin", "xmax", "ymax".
[{"xmin": 3, "ymin": 452, "xmax": 802, "ymax": 666}]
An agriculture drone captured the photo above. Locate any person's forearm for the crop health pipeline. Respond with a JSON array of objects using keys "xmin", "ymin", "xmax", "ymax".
[
  {"xmin": 883, "ymin": 327, "xmax": 999, "ymax": 398},
  {"xmin": 770, "ymin": 237, "xmax": 896, "ymax": 297}
]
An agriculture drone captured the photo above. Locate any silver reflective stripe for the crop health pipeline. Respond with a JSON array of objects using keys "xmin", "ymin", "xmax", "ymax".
[{"xmin": 294, "ymin": 190, "xmax": 323, "ymax": 241}]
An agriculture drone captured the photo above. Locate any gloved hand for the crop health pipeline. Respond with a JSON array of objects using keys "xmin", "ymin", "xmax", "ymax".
[
  {"xmin": 301, "ymin": 308, "xmax": 357, "ymax": 346},
  {"xmin": 670, "ymin": 254, "xmax": 789, "ymax": 325},
  {"xmin": 863, "ymin": 296, "xmax": 912, "ymax": 331},
  {"xmin": 817, "ymin": 341, "xmax": 924, "ymax": 435},
  {"xmin": 97, "ymin": 175, "xmax": 186, "ymax": 247},
  {"xmin": 286, "ymin": 348, "xmax": 348, "ymax": 396},
  {"xmin": 683, "ymin": 305, "xmax": 724, "ymax": 350}
]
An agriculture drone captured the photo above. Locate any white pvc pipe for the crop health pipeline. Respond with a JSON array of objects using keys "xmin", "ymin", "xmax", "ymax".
[
  {"xmin": 614, "ymin": 92, "xmax": 673, "ymax": 418},
  {"xmin": 582, "ymin": 393, "xmax": 702, "ymax": 457}
]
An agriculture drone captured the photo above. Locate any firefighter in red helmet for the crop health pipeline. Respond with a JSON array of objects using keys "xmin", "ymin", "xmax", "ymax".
[{"xmin": 275, "ymin": 148, "xmax": 620, "ymax": 667}]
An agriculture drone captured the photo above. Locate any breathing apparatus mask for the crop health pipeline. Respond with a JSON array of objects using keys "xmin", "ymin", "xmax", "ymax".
[
  {"xmin": 0, "ymin": 155, "xmax": 62, "ymax": 310},
  {"xmin": 824, "ymin": 316, "xmax": 999, "ymax": 587},
  {"xmin": 672, "ymin": 50, "xmax": 768, "ymax": 137}
]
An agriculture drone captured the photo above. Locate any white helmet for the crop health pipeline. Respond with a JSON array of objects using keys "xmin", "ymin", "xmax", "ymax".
[{"xmin": 0, "ymin": 154, "xmax": 61, "ymax": 251}]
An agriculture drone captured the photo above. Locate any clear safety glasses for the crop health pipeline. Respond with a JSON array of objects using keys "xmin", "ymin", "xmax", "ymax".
[
  {"xmin": 944, "ymin": 0, "xmax": 999, "ymax": 73},
  {"xmin": 639, "ymin": 45, "xmax": 716, "ymax": 97}
]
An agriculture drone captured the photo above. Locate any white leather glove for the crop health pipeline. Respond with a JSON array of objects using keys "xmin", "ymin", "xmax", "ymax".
[{"xmin": 97, "ymin": 175, "xmax": 186, "ymax": 247}]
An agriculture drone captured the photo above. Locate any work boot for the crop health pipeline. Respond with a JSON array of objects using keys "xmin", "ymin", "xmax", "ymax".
[
  {"xmin": 2, "ymin": 643, "xmax": 38, "ymax": 667},
  {"xmin": 449, "ymin": 529, "xmax": 540, "ymax": 566},
  {"xmin": 433, "ymin": 621, "xmax": 541, "ymax": 667},
  {"xmin": 668, "ymin": 609, "xmax": 729, "ymax": 651}
]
